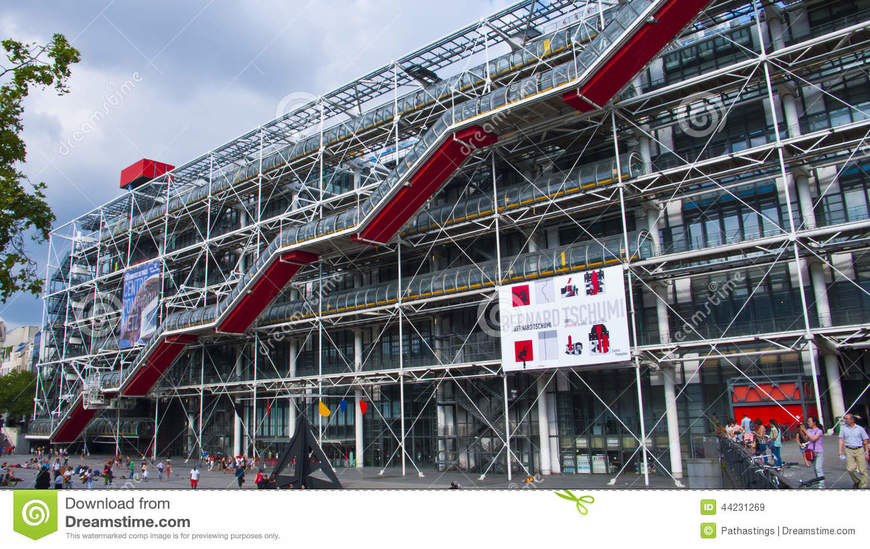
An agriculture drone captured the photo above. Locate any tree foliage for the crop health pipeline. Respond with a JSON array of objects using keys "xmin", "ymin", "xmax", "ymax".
[
  {"xmin": 0, "ymin": 34, "xmax": 80, "ymax": 302},
  {"xmin": 0, "ymin": 369, "xmax": 36, "ymax": 425}
]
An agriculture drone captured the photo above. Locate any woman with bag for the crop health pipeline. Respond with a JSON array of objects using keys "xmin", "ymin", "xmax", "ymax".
[
  {"xmin": 799, "ymin": 416, "xmax": 825, "ymax": 488},
  {"xmin": 768, "ymin": 419, "xmax": 783, "ymax": 468}
]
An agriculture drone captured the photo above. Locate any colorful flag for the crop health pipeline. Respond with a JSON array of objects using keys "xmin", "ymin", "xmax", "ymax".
[{"xmin": 318, "ymin": 400, "xmax": 331, "ymax": 417}]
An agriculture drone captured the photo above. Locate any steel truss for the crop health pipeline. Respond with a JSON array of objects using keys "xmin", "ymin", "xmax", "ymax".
[{"xmin": 31, "ymin": 0, "xmax": 870, "ymax": 489}]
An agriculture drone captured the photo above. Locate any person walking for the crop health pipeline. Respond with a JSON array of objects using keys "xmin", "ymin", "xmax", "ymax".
[
  {"xmin": 234, "ymin": 463, "xmax": 245, "ymax": 488},
  {"xmin": 165, "ymin": 460, "xmax": 172, "ymax": 481},
  {"xmin": 838, "ymin": 413, "xmax": 869, "ymax": 489},
  {"xmin": 128, "ymin": 459, "xmax": 135, "ymax": 479},
  {"xmin": 800, "ymin": 416, "xmax": 825, "ymax": 489},
  {"xmin": 189, "ymin": 466, "xmax": 200, "ymax": 489},
  {"xmin": 768, "ymin": 419, "xmax": 783, "ymax": 468}
]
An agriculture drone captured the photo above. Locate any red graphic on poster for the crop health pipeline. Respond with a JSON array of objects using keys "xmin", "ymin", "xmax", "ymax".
[
  {"xmin": 585, "ymin": 269, "xmax": 604, "ymax": 296},
  {"xmin": 589, "ymin": 324, "xmax": 610, "ymax": 353},
  {"xmin": 511, "ymin": 284, "xmax": 531, "ymax": 307},
  {"xmin": 514, "ymin": 340, "xmax": 533, "ymax": 368}
]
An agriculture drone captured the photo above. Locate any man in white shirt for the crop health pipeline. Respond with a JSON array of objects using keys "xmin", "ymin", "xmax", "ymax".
[
  {"xmin": 838, "ymin": 413, "xmax": 869, "ymax": 489},
  {"xmin": 189, "ymin": 466, "xmax": 200, "ymax": 489}
]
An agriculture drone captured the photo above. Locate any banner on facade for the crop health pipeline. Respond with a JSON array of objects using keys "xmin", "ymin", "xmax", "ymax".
[
  {"xmin": 499, "ymin": 266, "xmax": 631, "ymax": 372},
  {"xmin": 119, "ymin": 260, "xmax": 161, "ymax": 349}
]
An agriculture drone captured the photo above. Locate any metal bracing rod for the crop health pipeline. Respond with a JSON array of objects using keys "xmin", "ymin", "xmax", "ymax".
[
  {"xmin": 253, "ymin": 333, "xmax": 258, "ymax": 458},
  {"xmin": 491, "ymin": 121, "xmax": 629, "ymax": 262},
  {"xmin": 566, "ymin": 370, "xmax": 678, "ymax": 485},
  {"xmin": 478, "ymin": 371, "xmax": 554, "ymax": 480},
  {"xmin": 199, "ymin": 347, "xmax": 204, "ymax": 457},
  {"xmin": 491, "ymin": 147, "xmax": 513, "ymax": 479},
  {"xmin": 625, "ymin": 65, "xmax": 786, "ymax": 238},
  {"xmin": 803, "ymin": 128, "xmax": 870, "ymax": 233},
  {"xmin": 799, "ymin": 241, "xmax": 870, "ymax": 302},
  {"xmin": 397, "ymin": 237, "xmax": 407, "ymax": 476},
  {"xmin": 164, "ymin": 380, "xmax": 207, "ymax": 460},
  {"xmin": 754, "ymin": 1, "xmax": 825, "ymax": 428},
  {"xmin": 152, "ymin": 394, "xmax": 159, "ymax": 459},
  {"xmin": 502, "ymin": 374, "xmax": 511, "ymax": 482},
  {"xmin": 630, "ymin": 235, "xmax": 817, "ymax": 423},
  {"xmin": 612, "ymin": 111, "xmax": 650, "ymax": 486},
  {"xmin": 317, "ymin": 261, "xmax": 323, "ymax": 444},
  {"xmin": 619, "ymin": 17, "xmax": 870, "ymax": 116},
  {"xmin": 196, "ymin": 343, "xmax": 260, "ymax": 453},
  {"xmin": 373, "ymin": 373, "xmax": 442, "ymax": 476},
  {"xmin": 445, "ymin": 371, "xmax": 533, "ymax": 477}
]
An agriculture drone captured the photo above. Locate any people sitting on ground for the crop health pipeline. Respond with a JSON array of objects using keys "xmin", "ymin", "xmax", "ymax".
[{"xmin": 255, "ymin": 468, "xmax": 266, "ymax": 489}]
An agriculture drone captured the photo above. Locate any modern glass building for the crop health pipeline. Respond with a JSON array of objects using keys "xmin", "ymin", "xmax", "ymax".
[{"xmin": 28, "ymin": 0, "xmax": 870, "ymax": 486}]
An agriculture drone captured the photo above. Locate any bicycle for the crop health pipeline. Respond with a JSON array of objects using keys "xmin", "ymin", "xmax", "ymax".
[{"xmin": 798, "ymin": 476, "xmax": 825, "ymax": 489}]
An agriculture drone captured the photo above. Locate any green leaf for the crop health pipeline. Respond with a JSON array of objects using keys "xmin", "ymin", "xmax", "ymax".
[{"xmin": 0, "ymin": 33, "xmax": 79, "ymax": 302}]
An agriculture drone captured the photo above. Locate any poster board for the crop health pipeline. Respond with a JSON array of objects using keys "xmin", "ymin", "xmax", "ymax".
[
  {"xmin": 119, "ymin": 260, "xmax": 161, "ymax": 349},
  {"xmin": 499, "ymin": 266, "xmax": 631, "ymax": 372}
]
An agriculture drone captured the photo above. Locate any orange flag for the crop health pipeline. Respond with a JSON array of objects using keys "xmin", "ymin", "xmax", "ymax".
[{"xmin": 318, "ymin": 400, "xmax": 331, "ymax": 417}]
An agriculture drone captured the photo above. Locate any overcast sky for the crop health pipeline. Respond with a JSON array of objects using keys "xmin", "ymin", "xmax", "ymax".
[{"xmin": 0, "ymin": 0, "xmax": 516, "ymax": 329}]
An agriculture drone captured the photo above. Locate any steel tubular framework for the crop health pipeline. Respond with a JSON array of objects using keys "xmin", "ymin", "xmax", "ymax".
[{"xmin": 29, "ymin": 0, "xmax": 870, "ymax": 487}]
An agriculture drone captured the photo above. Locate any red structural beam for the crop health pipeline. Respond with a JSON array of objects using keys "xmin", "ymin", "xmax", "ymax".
[
  {"xmin": 51, "ymin": 398, "xmax": 98, "ymax": 443},
  {"xmin": 123, "ymin": 334, "xmax": 199, "ymax": 397},
  {"xmin": 354, "ymin": 125, "xmax": 498, "ymax": 245},
  {"xmin": 217, "ymin": 250, "xmax": 319, "ymax": 333},
  {"xmin": 563, "ymin": 0, "xmax": 710, "ymax": 112}
]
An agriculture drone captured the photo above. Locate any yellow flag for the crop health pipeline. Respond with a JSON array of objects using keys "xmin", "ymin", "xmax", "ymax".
[{"xmin": 318, "ymin": 400, "xmax": 331, "ymax": 417}]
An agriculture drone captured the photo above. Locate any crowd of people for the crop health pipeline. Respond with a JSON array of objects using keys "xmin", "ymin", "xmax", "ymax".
[
  {"xmin": 722, "ymin": 413, "xmax": 869, "ymax": 489},
  {"xmin": 724, "ymin": 415, "xmax": 786, "ymax": 467}
]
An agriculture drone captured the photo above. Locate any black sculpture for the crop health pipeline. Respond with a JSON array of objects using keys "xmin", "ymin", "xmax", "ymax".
[{"xmin": 269, "ymin": 413, "xmax": 342, "ymax": 489}]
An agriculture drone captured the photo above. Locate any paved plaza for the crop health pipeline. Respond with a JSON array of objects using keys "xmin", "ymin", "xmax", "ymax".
[{"xmin": 2, "ymin": 434, "xmax": 865, "ymax": 490}]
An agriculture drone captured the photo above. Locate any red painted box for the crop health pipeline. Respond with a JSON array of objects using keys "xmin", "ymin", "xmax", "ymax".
[{"xmin": 120, "ymin": 158, "xmax": 175, "ymax": 189}]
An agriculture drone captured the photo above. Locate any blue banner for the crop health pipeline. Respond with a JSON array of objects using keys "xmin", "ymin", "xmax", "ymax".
[{"xmin": 119, "ymin": 260, "xmax": 161, "ymax": 349}]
